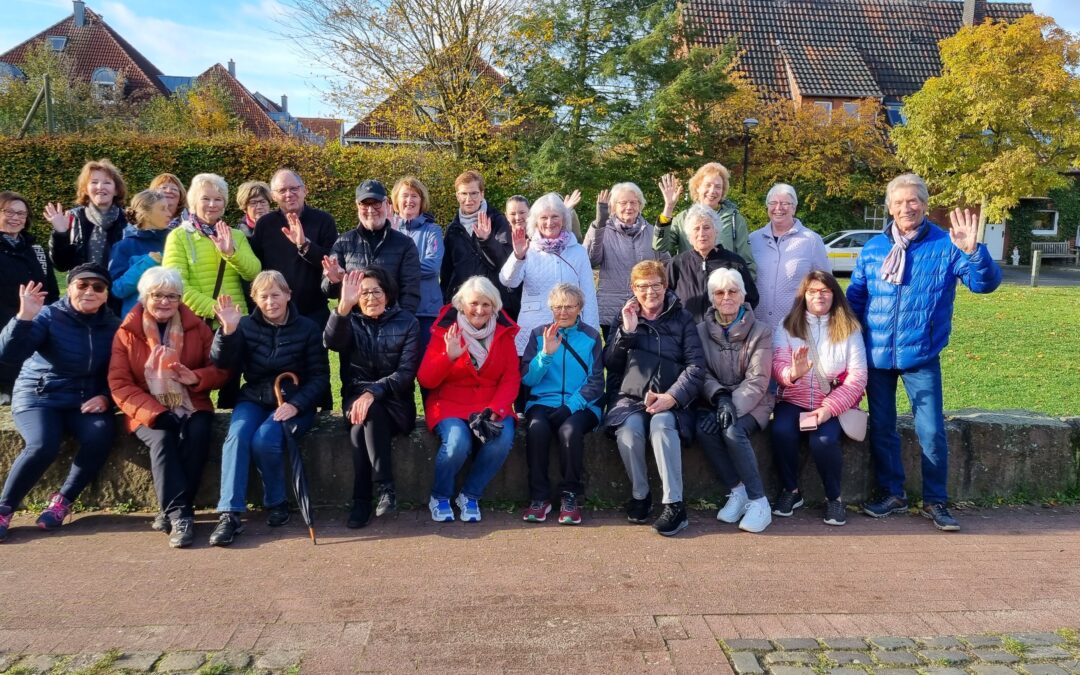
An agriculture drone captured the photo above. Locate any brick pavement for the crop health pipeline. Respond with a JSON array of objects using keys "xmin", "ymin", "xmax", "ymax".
[{"xmin": 0, "ymin": 504, "xmax": 1078, "ymax": 673}]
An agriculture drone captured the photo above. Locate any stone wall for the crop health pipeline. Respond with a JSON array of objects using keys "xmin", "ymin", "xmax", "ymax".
[{"xmin": 0, "ymin": 409, "xmax": 1077, "ymax": 509}]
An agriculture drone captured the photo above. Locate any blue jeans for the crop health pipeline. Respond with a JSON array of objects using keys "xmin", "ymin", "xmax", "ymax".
[
  {"xmin": 866, "ymin": 357, "xmax": 949, "ymax": 504},
  {"xmin": 217, "ymin": 401, "xmax": 314, "ymax": 513},
  {"xmin": 431, "ymin": 417, "xmax": 515, "ymax": 501},
  {"xmin": 771, "ymin": 401, "xmax": 844, "ymax": 500}
]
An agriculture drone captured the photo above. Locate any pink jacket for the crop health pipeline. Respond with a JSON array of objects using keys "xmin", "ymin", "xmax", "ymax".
[{"xmin": 772, "ymin": 313, "xmax": 867, "ymax": 416}]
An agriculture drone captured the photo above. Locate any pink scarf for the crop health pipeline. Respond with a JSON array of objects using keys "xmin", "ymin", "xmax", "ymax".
[
  {"xmin": 880, "ymin": 223, "xmax": 917, "ymax": 285},
  {"xmin": 141, "ymin": 309, "xmax": 194, "ymax": 416}
]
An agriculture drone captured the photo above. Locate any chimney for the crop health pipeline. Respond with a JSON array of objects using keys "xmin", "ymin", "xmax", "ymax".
[
  {"xmin": 73, "ymin": 0, "xmax": 86, "ymax": 27},
  {"xmin": 963, "ymin": 0, "xmax": 986, "ymax": 26},
  {"xmin": 280, "ymin": 94, "xmax": 288, "ymax": 113},
  {"xmin": 227, "ymin": 59, "xmax": 235, "ymax": 77}
]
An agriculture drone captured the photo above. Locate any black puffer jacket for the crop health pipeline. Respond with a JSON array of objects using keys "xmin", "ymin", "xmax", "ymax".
[
  {"xmin": 604, "ymin": 291, "xmax": 705, "ymax": 441},
  {"xmin": 0, "ymin": 232, "xmax": 60, "ymax": 327},
  {"xmin": 440, "ymin": 205, "xmax": 520, "ymax": 318},
  {"xmin": 668, "ymin": 246, "xmax": 758, "ymax": 323},
  {"xmin": 210, "ymin": 303, "xmax": 329, "ymax": 413},
  {"xmin": 321, "ymin": 223, "xmax": 421, "ymax": 313},
  {"xmin": 324, "ymin": 305, "xmax": 420, "ymax": 432}
]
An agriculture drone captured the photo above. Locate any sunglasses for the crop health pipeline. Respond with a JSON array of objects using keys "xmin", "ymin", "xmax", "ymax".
[{"xmin": 73, "ymin": 279, "xmax": 108, "ymax": 293}]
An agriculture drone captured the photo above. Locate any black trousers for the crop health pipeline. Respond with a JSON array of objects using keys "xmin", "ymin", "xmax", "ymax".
[
  {"xmin": 524, "ymin": 405, "xmax": 598, "ymax": 500},
  {"xmin": 133, "ymin": 411, "xmax": 214, "ymax": 518},
  {"xmin": 349, "ymin": 400, "xmax": 401, "ymax": 502}
]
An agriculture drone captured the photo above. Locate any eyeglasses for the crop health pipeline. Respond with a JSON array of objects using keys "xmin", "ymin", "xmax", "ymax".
[
  {"xmin": 805, "ymin": 287, "xmax": 833, "ymax": 296},
  {"xmin": 274, "ymin": 186, "xmax": 304, "ymax": 195},
  {"xmin": 767, "ymin": 201, "xmax": 795, "ymax": 209},
  {"xmin": 358, "ymin": 201, "xmax": 383, "ymax": 211},
  {"xmin": 74, "ymin": 280, "xmax": 108, "ymax": 293},
  {"xmin": 712, "ymin": 289, "xmax": 742, "ymax": 296},
  {"xmin": 360, "ymin": 289, "xmax": 385, "ymax": 298},
  {"xmin": 456, "ymin": 191, "xmax": 481, "ymax": 199},
  {"xmin": 614, "ymin": 200, "xmax": 640, "ymax": 208},
  {"xmin": 246, "ymin": 198, "xmax": 269, "ymax": 207},
  {"xmin": 150, "ymin": 292, "xmax": 181, "ymax": 302},
  {"xmin": 633, "ymin": 282, "xmax": 665, "ymax": 293},
  {"xmin": 551, "ymin": 304, "xmax": 579, "ymax": 312},
  {"xmin": 1, "ymin": 209, "xmax": 28, "ymax": 219}
]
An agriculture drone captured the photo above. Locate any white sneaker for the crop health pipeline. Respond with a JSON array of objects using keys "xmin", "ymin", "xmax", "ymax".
[
  {"xmin": 717, "ymin": 485, "xmax": 749, "ymax": 523},
  {"xmin": 455, "ymin": 493, "xmax": 482, "ymax": 522},
  {"xmin": 429, "ymin": 496, "xmax": 454, "ymax": 522},
  {"xmin": 738, "ymin": 497, "xmax": 772, "ymax": 533}
]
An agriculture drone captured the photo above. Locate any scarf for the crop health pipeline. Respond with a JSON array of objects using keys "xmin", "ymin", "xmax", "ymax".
[
  {"xmin": 141, "ymin": 309, "xmax": 194, "ymax": 416},
  {"xmin": 530, "ymin": 229, "xmax": 574, "ymax": 255},
  {"xmin": 612, "ymin": 214, "xmax": 646, "ymax": 237},
  {"xmin": 880, "ymin": 222, "xmax": 919, "ymax": 285},
  {"xmin": 456, "ymin": 312, "xmax": 497, "ymax": 371},
  {"xmin": 81, "ymin": 204, "xmax": 121, "ymax": 266},
  {"xmin": 457, "ymin": 200, "xmax": 487, "ymax": 237},
  {"xmin": 188, "ymin": 213, "xmax": 217, "ymax": 238},
  {"xmin": 237, "ymin": 214, "xmax": 257, "ymax": 238},
  {"xmin": 714, "ymin": 305, "xmax": 746, "ymax": 333},
  {"xmin": 1, "ymin": 233, "xmax": 19, "ymax": 247}
]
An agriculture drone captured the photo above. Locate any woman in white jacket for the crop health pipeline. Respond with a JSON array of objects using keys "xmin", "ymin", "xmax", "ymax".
[{"xmin": 500, "ymin": 193, "xmax": 599, "ymax": 355}]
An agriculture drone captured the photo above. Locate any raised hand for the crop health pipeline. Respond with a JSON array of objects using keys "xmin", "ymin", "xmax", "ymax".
[
  {"xmin": 170, "ymin": 362, "xmax": 199, "ymax": 386},
  {"xmin": 790, "ymin": 345, "xmax": 812, "ymax": 381},
  {"xmin": 349, "ymin": 392, "xmax": 375, "ymax": 425},
  {"xmin": 511, "ymin": 221, "xmax": 528, "ymax": 259},
  {"xmin": 948, "ymin": 207, "xmax": 978, "ymax": 254},
  {"xmin": 209, "ymin": 221, "xmax": 235, "ymax": 256},
  {"xmin": 80, "ymin": 394, "xmax": 110, "ymax": 414},
  {"xmin": 563, "ymin": 189, "xmax": 582, "ymax": 211},
  {"xmin": 282, "ymin": 212, "xmax": 307, "ymax": 247},
  {"xmin": 339, "ymin": 269, "xmax": 364, "ymax": 314},
  {"xmin": 595, "ymin": 189, "xmax": 611, "ymax": 224},
  {"xmin": 43, "ymin": 202, "xmax": 70, "ymax": 233},
  {"xmin": 321, "ymin": 255, "xmax": 345, "ymax": 284},
  {"xmin": 15, "ymin": 281, "xmax": 48, "ymax": 321},
  {"xmin": 445, "ymin": 323, "xmax": 466, "ymax": 360},
  {"xmin": 474, "ymin": 210, "xmax": 492, "ymax": 241},
  {"xmin": 273, "ymin": 402, "xmax": 299, "ymax": 422},
  {"xmin": 542, "ymin": 322, "xmax": 562, "ymax": 355},
  {"xmin": 659, "ymin": 173, "xmax": 683, "ymax": 217},
  {"xmin": 214, "ymin": 295, "xmax": 242, "ymax": 335},
  {"xmin": 621, "ymin": 298, "xmax": 640, "ymax": 333}
]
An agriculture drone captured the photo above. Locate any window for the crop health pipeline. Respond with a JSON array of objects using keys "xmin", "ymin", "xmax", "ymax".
[
  {"xmin": 864, "ymin": 204, "xmax": 887, "ymax": 228},
  {"xmin": 813, "ymin": 100, "xmax": 832, "ymax": 121},
  {"xmin": 47, "ymin": 36, "xmax": 67, "ymax": 52},
  {"xmin": 885, "ymin": 104, "xmax": 906, "ymax": 126},
  {"xmin": 1029, "ymin": 208, "xmax": 1059, "ymax": 236},
  {"xmin": 843, "ymin": 102, "xmax": 860, "ymax": 119},
  {"xmin": 91, "ymin": 67, "xmax": 118, "ymax": 102}
]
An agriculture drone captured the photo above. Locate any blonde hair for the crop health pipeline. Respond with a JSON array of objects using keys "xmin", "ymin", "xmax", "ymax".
[
  {"xmin": 548, "ymin": 283, "xmax": 585, "ymax": 308},
  {"xmin": 76, "ymin": 159, "xmax": 127, "ymax": 207},
  {"xmin": 782, "ymin": 271, "xmax": 860, "ymax": 344},
  {"xmin": 187, "ymin": 173, "xmax": 229, "ymax": 212},
  {"xmin": 124, "ymin": 189, "xmax": 167, "ymax": 230},
  {"xmin": 249, "ymin": 270, "xmax": 291, "ymax": 298},
  {"xmin": 391, "ymin": 176, "xmax": 431, "ymax": 214},
  {"xmin": 236, "ymin": 180, "xmax": 271, "ymax": 209},
  {"xmin": 452, "ymin": 276, "xmax": 502, "ymax": 314},
  {"xmin": 688, "ymin": 163, "xmax": 730, "ymax": 203}
]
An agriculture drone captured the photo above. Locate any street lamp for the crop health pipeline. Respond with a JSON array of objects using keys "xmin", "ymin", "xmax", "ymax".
[{"xmin": 741, "ymin": 117, "xmax": 758, "ymax": 193}]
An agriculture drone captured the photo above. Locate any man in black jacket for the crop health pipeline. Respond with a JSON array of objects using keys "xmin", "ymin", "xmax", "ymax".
[
  {"xmin": 440, "ymin": 170, "xmax": 519, "ymax": 318},
  {"xmin": 251, "ymin": 169, "xmax": 338, "ymax": 326},
  {"xmin": 321, "ymin": 180, "xmax": 421, "ymax": 313}
]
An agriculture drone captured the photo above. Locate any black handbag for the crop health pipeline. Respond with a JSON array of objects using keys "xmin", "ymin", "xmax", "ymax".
[{"xmin": 618, "ymin": 348, "xmax": 681, "ymax": 399}]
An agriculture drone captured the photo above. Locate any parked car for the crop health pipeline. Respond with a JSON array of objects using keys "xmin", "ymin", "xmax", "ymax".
[{"xmin": 822, "ymin": 229, "xmax": 880, "ymax": 273}]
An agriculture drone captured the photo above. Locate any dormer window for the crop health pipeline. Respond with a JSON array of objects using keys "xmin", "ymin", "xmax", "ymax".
[
  {"xmin": 47, "ymin": 36, "xmax": 68, "ymax": 52},
  {"xmin": 91, "ymin": 67, "xmax": 118, "ymax": 102}
]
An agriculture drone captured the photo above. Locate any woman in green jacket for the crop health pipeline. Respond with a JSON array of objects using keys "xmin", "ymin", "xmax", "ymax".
[{"xmin": 163, "ymin": 174, "xmax": 261, "ymax": 323}]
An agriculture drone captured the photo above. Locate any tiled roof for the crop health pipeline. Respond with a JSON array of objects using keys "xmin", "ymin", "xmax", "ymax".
[
  {"xmin": 195, "ymin": 63, "xmax": 285, "ymax": 139},
  {"xmin": 0, "ymin": 7, "xmax": 168, "ymax": 99},
  {"xmin": 685, "ymin": 0, "xmax": 1033, "ymax": 101},
  {"xmin": 296, "ymin": 117, "xmax": 343, "ymax": 142}
]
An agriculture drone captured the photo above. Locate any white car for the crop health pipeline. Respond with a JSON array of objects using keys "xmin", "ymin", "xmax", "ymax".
[{"xmin": 822, "ymin": 229, "xmax": 881, "ymax": 273}]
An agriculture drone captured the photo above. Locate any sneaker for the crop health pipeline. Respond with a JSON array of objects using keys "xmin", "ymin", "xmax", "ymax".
[
  {"xmin": 455, "ymin": 493, "xmax": 482, "ymax": 522},
  {"xmin": 375, "ymin": 484, "xmax": 397, "ymax": 517},
  {"xmin": 347, "ymin": 500, "xmax": 373, "ymax": 529},
  {"xmin": 428, "ymin": 496, "xmax": 454, "ymax": 523},
  {"xmin": 862, "ymin": 494, "xmax": 909, "ymax": 518},
  {"xmin": 772, "ymin": 490, "xmax": 804, "ymax": 517},
  {"xmin": 0, "ymin": 508, "xmax": 11, "ymax": 542},
  {"xmin": 738, "ymin": 497, "xmax": 772, "ymax": 533},
  {"xmin": 36, "ymin": 492, "xmax": 72, "ymax": 530},
  {"xmin": 921, "ymin": 503, "xmax": 960, "ymax": 531},
  {"xmin": 266, "ymin": 503, "xmax": 290, "ymax": 527},
  {"xmin": 209, "ymin": 513, "xmax": 243, "ymax": 547},
  {"xmin": 625, "ymin": 492, "xmax": 652, "ymax": 524},
  {"xmin": 168, "ymin": 516, "xmax": 195, "ymax": 548},
  {"xmin": 151, "ymin": 511, "xmax": 171, "ymax": 534},
  {"xmin": 653, "ymin": 501, "xmax": 688, "ymax": 536},
  {"xmin": 522, "ymin": 500, "xmax": 552, "ymax": 523},
  {"xmin": 824, "ymin": 499, "xmax": 847, "ymax": 526},
  {"xmin": 717, "ymin": 486, "xmax": 750, "ymax": 523},
  {"xmin": 558, "ymin": 492, "xmax": 582, "ymax": 525}
]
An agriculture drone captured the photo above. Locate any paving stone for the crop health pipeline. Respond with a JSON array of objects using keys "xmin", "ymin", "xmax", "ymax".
[
  {"xmin": 768, "ymin": 667, "xmax": 816, "ymax": 675},
  {"xmin": 919, "ymin": 637, "xmax": 965, "ymax": 649},
  {"xmin": 1012, "ymin": 634, "xmax": 1067, "ymax": 647},
  {"xmin": 966, "ymin": 636, "xmax": 1007, "ymax": 649},
  {"xmin": 1058, "ymin": 661, "xmax": 1080, "ymax": 674},
  {"xmin": 874, "ymin": 650, "xmax": 920, "ymax": 665},
  {"xmin": 0, "ymin": 654, "xmax": 17, "ymax": 672},
  {"xmin": 205, "ymin": 651, "xmax": 252, "ymax": 670},
  {"xmin": 826, "ymin": 651, "xmax": 870, "ymax": 665},
  {"xmin": 112, "ymin": 651, "xmax": 162, "ymax": 672},
  {"xmin": 827, "ymin": 669, "xmax": 866, "ymax": 675},
  {"xmin": 876, "ymin": 669, "xmax": 920, "ymax": 675},
  {"xmin": 59, "ymin": 653, "xmax": 112, "ymax": 673},
  {"xmin": 764, "ymin": 651, "xmax": 815, "ymax": 665},
  {"xmin": 1022, "ymin": 665, "xmax": 1070, "ymax": 675},
  {"xmin": 726, "ymin": 639, "xmax": 777, "ymax": 652},
  {"xmin": 870, "ymin": 637, "xmax": 917, "ymax": 651},
  {"xmin": 819, "ymin": 638, "xmax": 867, "ymax": 650},
  {"xmin": 970, "ymin": 666, "xmax": 1022, "ymax": 675},
  {"xmin": 921, "ymin": 650, "xmax": 972, "ymax": 665},
  {"xmin": 254, "ymin": 650, "xmax": 303, "ymax": 670},
  {"xmin": 1026, "ymin": 647, "xmax": 1073, "ymax": 660},
  {"xmin": 976, "ymin": 650, "xmax": 1022, "ymax": 663},
  {"xmin": 13, "ymin": 654, "xmax": 58, "ymax": 674},
  {"xmin": 922, "ymin": 669, "xmax": 969, "ymax": 675},
  {"xmin": 156, "ymin": 651, "xmax": 207, "ymax": 672},
  {"xmin": 730, "ymin": 652, "xmax": 764, "ymax": 674},
  {"xmin": 774, "ymin": 638, "xmax": 820, "ymax": 651}
]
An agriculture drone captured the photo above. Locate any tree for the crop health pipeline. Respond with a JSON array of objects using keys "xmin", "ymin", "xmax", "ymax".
[
  {"xmin": 138, "ymin": 79, "xmax": 243, "ymax": 137},
  {"xmin": 0, "ymin": 43, "xmax": 112, "ymax": 136},
  {"xmin": 892, "ymin": 14, "xmax": 1080, "ymax": 234}
]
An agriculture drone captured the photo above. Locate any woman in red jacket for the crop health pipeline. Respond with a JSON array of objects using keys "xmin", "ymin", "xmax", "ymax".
[
  {"xmin": 418, "ymin": 275, "xmax": 520, "ymax": 523},
  {"xmin": 109, "ymin": 266, "xmax": 230, "ymax": 548}
]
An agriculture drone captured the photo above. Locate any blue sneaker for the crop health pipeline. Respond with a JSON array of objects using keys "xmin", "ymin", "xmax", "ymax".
[
  {"xmin": 862, "ymin": 494, "xmax": 909, "ymax": 518},
  {"xmin": 455, "ymin": 493, "xmax": 482, "ymax": 522},
  {"xmin": 429, "ymin": 497, "xmax": 454, "ymax": 523}
]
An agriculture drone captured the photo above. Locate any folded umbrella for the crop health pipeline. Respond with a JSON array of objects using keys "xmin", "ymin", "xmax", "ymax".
[{"xmin": 274, "ymin": 372, "xmax": 316, "ymax": 545}]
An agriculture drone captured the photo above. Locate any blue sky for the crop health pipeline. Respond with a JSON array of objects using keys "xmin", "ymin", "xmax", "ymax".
[{"xmin": 4, "ymin": 0, "xmax": 1079, "ymax": 125}]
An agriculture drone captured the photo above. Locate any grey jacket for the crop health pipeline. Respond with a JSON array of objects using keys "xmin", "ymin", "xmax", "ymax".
[
  {"xmin": 583, "ymin": 202, "xmax": 669, "ymax": 326},
  {"xmin": 696, "ymin": 305, "xmax": 774, "ymax": 429}
]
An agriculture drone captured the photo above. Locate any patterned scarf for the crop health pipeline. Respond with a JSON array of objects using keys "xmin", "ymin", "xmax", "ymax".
[
  {"xmin": 457, "ymin": 200, "xmax": 487, "ymax": 237},
  {"xmin": 612, "ymin": 214, "xmax": 646, "ymax": 237},
  {"xmin": 188, "ymin": 213, "xmax": 217, "ymax": 238},
  {"xmin": 530, "ymin": 229, "xmax": 574, "ymax": 255},
  {"xmin": 880, "ymin": 222, "xmax": 919, "ymax": 285},
  {"xmin": 141, "ymin": 308, "xmax": 194, "ymax": 416},
  {"xmin": 81, "ymin": 204, "xmax": 121, "ymax": 266},
  {"xmin": 456, "ymin": 311, "xmax": 497, "ymax": 370}
]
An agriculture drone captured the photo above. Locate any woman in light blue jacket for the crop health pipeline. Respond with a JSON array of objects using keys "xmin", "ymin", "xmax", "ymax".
[
  {"xmin": 519, "ymin": 283, "xmax": 604, "ymax": 526},
  {"xmin": 391, "ymin": 177, "xmax": 444, "ymax": 355}
]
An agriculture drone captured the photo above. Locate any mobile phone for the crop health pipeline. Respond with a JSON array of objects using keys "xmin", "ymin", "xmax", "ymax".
[{"xmin": 799, "ymin": 412, "xmax": 818, "ymax": 431}]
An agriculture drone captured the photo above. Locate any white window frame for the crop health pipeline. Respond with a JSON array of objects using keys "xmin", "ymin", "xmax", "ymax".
[
  {"xmin": 864, "ymin": 204, "xmax": 887, "ymax": 228},
  {"xmin": 47, "ymin": 36, "xmax": 67, "ymax": 52},
  {"xmin": 1030, "ymin": 208, "xmax": 1059, "ymax": 236},
  {"xmin": 813, "ymin": 100, "xmax": 832, "ymax": 121},
  {"xmin": 91, "ymin": 67, "xmax": 118, "ymax": 103},
  {"xmin": 842, "ymin": 102, "xmax": 860, "ymax": 118}
]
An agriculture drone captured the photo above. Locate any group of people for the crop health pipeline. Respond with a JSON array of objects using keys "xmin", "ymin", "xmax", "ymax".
[{"xmin": 0, "ymin": 159, "xmax": 1001, "ymax": 546}]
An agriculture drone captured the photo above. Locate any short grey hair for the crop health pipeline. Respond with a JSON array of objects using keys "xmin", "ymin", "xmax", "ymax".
[
  {"xmin": 187, "ymin": 173, "xmax": 228, "ymax": 212},
  {"xmin": 608, "ymin": 182, "xmax": 646, "ymax": 211},
  {"xmin": 684, "ymin": 204, "xmax": 718, "ymax": 237},
  {"xmin": 270, "ymin": 168, "xmax": 304, "ymax": 188},
  {"xmin": 885, "ymin": 173, "xmax": 929, "ymax": 206},
  {"xmin": 452, "ymin": 275, "xmax": 503, "ymax": 314},
  {"xmin": 706, "ymin": 267, "xmax": 745, "ymax": 297},
  {"xmin": 526, "ymin": 192, "xmax": 571, "ymax": 239},
  {"xmin": 765, "ymin": 183, "xmax": 798, "ymax": 208},
  {"xmin": 137, "ymin": 267, "xmax": 183, "ymax": 303},
  {"xmin": 548, "ymin": 283, "xmax": 585, "ymax": 309}
]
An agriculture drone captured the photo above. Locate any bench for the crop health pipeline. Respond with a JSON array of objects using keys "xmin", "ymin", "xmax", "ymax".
[{"xmin": 1031, "ymin": 241, "xmax": 1080, "ymax": 265}]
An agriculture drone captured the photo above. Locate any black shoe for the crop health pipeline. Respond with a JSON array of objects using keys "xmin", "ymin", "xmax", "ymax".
[
  {"xmin": 169, "ymin": 516, "xmax": 195, "ymax": 548},
  {"xmin": 653, "ymin": 501, "xmax": 688, "ymax": 536},
  {"xmin": 151, "ymin": 511, "xmax": 171, "ymax": 534},
  {"xmin": 772, "ymin": 490, "xmax": 804, "ymax": 517},
  {"xmin": 267, "ymin": 503, "xmax": 290, "ymax": 527},
  {"xmin": 862, "ymin": 494, "xmax": 909, "ymax": 518},
  {"xmin": 375, "ymin": 484, "xmax": 397, "ymax": 517},
  {"xmin": 347, "ymin": 500, "xmax": 373, "ymax": 529},
  {"xmin": 209, "ymin": 513, "xmax": 243, "ymax": 547},
  {"xmin": 921, "ymin": 503, "xmax": 960, "ymax": 531},
  {"xmin": 625, "ymin": 492, "xmax": 652, "ymax": 524},
  {"xmin": 823, "ymin": 499, "xmax": 847, "ymax": 526}
]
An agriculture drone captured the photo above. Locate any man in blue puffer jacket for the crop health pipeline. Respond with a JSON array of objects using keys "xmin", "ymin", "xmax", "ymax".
[{"xmin": 847, "ymin": 173, "xmax": 1001, "ymax": 532}]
